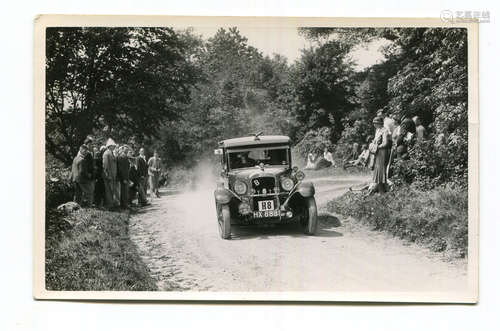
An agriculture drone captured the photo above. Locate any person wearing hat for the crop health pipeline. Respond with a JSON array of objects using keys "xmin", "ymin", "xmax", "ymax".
[
  {"xmin": 102, "ymin": 138, "xmax": 118, "ymax": 209},
  {"xmin": 369, "ymin": 116, "xmax": 391, "ymax": 194},
  {"xmin": 71, "ymin": 144, "xmax": 93, "ymax": 206}
]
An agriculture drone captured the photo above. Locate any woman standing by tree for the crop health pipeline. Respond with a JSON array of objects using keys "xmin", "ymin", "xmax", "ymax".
[{"xmin": 369, "ymin": 117, "xmax": 391, "ymax": 194}]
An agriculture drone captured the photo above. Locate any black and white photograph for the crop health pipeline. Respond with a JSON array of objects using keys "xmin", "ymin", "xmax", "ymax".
[{"xmin": 33, "ymin": 16, "xmax": 478, "ymax": 302}]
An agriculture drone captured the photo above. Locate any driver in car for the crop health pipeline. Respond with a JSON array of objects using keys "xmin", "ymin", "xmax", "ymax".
[{"xmin": 234, "ymin": 152, "xmax": 255, "ymax": 168}]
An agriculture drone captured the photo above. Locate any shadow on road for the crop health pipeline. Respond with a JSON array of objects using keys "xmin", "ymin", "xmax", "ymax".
[
  {"xmin": 158, "ymin": 189, "xmax": 185, "ymax": 197},
  {"xmin": 230, "ymin": 212, "xmax": 343, "ymax": 240},
  {"xmin": 130, "ymin": 205, "xmax": 161, "ymax": 215},
  {"xmin": 318, "ymin": 212, "xmax": 342, "ymax": 227}
]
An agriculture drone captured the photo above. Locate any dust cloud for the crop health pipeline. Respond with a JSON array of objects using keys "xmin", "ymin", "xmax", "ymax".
[
  {"xmin": 166, "ymin": 159, "xmax": 220, "ymax": 221},
  {"xmin": 188, "ymin": 159, "xmax": 220, "ymax": 193}
]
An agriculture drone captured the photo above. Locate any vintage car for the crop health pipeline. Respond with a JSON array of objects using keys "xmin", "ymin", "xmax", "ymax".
[{"xmin": 213, "ymin": 133, "xmax": 318, "ymax": 239}]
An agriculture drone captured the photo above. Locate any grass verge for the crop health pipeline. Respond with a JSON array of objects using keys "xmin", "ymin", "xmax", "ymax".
[
  {"xmin": 45, "ymin": 208, "xmax": 157, "ymax": 291},
  {"xmin": 327, "ymin": 185, "xmax": 468, "ymax": 258}
]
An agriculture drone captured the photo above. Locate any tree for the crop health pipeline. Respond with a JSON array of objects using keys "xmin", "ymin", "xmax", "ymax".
[
  {"xmin": 287, "ymin": 41, "xmax": 357, "ymax": 142},
  {"xmin": 153, "ymin": 27, "xmax": 297, "ymax": 166},
  {"xmin": 45, "ymin": 27, "xmax": 199, "ymax": 165}
]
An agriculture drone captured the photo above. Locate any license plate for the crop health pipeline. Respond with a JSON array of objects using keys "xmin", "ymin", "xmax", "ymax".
[
  {"xmin": 258, "ymin": 200, "xmax": 274, "ymax": 211},
  {"xmin": 253, "ymin": 210, "xmax": 279, "ymax": 218}
]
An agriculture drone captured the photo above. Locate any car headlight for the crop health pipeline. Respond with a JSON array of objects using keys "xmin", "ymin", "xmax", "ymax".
[
  {"xmin": 281, "ymin": 177, "xmax": 294, "ymax": 191},
  {"xmin": 295, "ymin": 170, "xmax": 305, "ymax": 181},
  {"xmin": 233, "ymin": 180, "xmax": 247, "ymax": 195}
]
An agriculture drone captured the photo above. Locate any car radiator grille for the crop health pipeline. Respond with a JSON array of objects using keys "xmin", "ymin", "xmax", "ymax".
[{"xmin": 251, "ymin": 177, "xmax": 276, "ymax": 194}]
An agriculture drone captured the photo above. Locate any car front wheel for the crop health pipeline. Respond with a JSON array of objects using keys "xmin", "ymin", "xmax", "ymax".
[
  {"xmin": 301, "ymin": 197, "xmax": 318, "ymax": 235},
  {"xmin": 216, "ymin": 203, "xmax": 231, "ymax": 239}
]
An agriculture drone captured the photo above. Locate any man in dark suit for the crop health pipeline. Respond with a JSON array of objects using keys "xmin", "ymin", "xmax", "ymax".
[
  {"xmin": 136, "ymin": 147, "xmax": 149, "ymax": 206},
  {"xmin": 93, "ymin": 146, "xmax": 106, "ymax": 207},
  {"xmin": 128, "ymin": 150, "xmax": 140, "ymax": 206},
  {"xmin": 116, "ymin": 146, "xmax": 131, "ymax": 209},
  {"xmin": 71, "ymin": 145, "xmax": 93, "ymax": 206},
  {"xmin": 82, "ymin": 136, "xmax": 95, "ymax": 205}
]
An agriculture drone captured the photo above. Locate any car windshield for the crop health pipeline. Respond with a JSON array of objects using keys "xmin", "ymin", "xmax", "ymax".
[{"xmin": 228, "ymin": 147, "xmax": 289, "ymax": 170}]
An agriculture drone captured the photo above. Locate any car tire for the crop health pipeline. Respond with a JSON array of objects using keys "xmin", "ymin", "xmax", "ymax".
[
  {"xmin": 217, "ymin": 203, "xmax": 231, "ymax": 239},
  {"xmin": 302, "ymin": 197, "xmax": 318, "ymax": 235}
]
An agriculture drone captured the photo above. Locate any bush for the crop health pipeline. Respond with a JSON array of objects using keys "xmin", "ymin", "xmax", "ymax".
[
  {"xmin": 295, "ymin": 127, "xmax": 334, "ymax": 160},
  {"xmin": 46, "ymin": 156, "xmax": 73, "ymax": 209},
  {"xmin": 328, "ymin": 184, "xmax": 468, "ymax": 257},
  {"xmin": 391, "ymin": 134, "xmax": 467, "ymax": 190}
]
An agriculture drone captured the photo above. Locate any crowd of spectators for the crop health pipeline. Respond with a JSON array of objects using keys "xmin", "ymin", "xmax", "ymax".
[
  {"xmin": 70, "ymin": 137, "xmax": 165, "ymax": 210},
  {"xmin": 343, "ymin": 108, "xmax": 428, "ymax": 194}
]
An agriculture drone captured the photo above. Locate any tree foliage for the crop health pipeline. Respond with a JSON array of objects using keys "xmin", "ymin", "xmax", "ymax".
[
  {"xmin": 284, "ymin": 41, "xmax": 357, "ymax": 143},
  {"xmin": 148, "ymin": 28, "xmax": 296, "ymax": 166},
  {"xmin": 46, "ymin": 27, "xmax": 199, "ymax": 165}
]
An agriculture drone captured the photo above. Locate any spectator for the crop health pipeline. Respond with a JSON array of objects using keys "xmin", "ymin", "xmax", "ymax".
[
  {"xmin": 344, "ymin": 144, "xmax": 369, "ymax": 169},
  {"xmin": 395, "ymin": 115, "xmax": 416, "ymax": 159},
  {"xmin": 82, "ymin": 136, "xmax": 95, "ymax": 205},
  {"xmin": 137, "ymin": 148, "xmax": 149, "ymax": 206},
  {"xmin": 93, "ymin": 145, "xmax": 106, "ymax": 208},
  {"xmin": 323, "ymin": 147, "xmax": 335, "ymax": 167},
  {"xmin": 117, "ymin": 145, "xmax": 131, "ymax": 209},
  {"xmin": 350, "ymin": 142, "xmax": 360, "ymax": 161},
  {"xmin": 148, "ymin": 150, "xmax": 162, "ymax": 199},
  {"xmin": 102, "ymin": 138, "xmax": 118, "ymax": 209},
  {"xmin": 365, "ymin": 135, "xmax": 374, "ymax": 169},
  {"xmin": 159, "ymin": 171, "xmax": 169, "ymax": 188},
  {"xmin": 305, "ymin": 152, "xmax": 316, "ymax": 170},
  {"xmin": 391, "ymin": 117, "xmax": 401, "ymax": 143},
  {"xmin": 413, "ymin": 116, "xmax": 426, "ymax": 141},
  {"xmin": 377, "ymin": 108, "xmax": 396, "ymax": 137},
  {"xmin": 435, "ymin": 132, "xmax": 447, "ymax": 147},
  {"xmin": 386, "ymin": 116, "xmax": 402, "ymax": 178},
  {"xmin": 369, "ymin": 117, "xmax": 391, "ymax": 194},
  {"xmin": 128, "ymin": 150, "xmax": 139, "ymax": 207},
  {"xmin": 70, "ymin": 145, "xmax": 93, "ymax": 206}
]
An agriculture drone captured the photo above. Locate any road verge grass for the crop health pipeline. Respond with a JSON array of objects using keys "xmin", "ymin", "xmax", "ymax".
[
  {"xmin": 45, "ymin": 208, "xmax": 157, "ymax": 291},
  {"xmin": 327, "ymin": 185, "xmax": 468, "ymax": 258}
]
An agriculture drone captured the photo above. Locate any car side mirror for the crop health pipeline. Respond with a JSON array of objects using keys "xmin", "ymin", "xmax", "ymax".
[{"xmin": 214, "ymin": 149, "xmax": 223, "ymax": 155}]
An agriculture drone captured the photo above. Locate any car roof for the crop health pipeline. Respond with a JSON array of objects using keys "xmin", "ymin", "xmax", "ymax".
[{"xmin": 220, "ymin": 135, "xmax": 290, "ymax": 148}]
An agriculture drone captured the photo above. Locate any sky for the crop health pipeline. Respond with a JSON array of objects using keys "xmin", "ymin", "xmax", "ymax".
[{"xmin": 193, "ymin": 26, "xmax": 390, "ymax": 71}]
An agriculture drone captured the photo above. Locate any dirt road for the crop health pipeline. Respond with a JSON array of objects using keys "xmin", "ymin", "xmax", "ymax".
[{"xmin": 129, "ymin": 174, "xmax": 467, "ymax": 292}]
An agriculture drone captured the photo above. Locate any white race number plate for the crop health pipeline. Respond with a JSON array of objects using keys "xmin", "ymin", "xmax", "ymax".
[{"xmin": 258, "ymin": 200, "xmax": 274, "ymax": 211}]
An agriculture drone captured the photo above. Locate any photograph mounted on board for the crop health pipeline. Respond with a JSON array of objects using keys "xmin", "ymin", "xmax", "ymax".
[{"xmin": 33, "ymin": 15, "xmax": 478, "ymax": 302}]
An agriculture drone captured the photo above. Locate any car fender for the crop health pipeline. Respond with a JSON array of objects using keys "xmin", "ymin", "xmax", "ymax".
[
  {"xmin": 214, "ymin": 187, "xmax": 233, "ymax": 204},
  {"xmin": 296, "ymin": 181, "xmax": 315, "ymax": 197}
]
